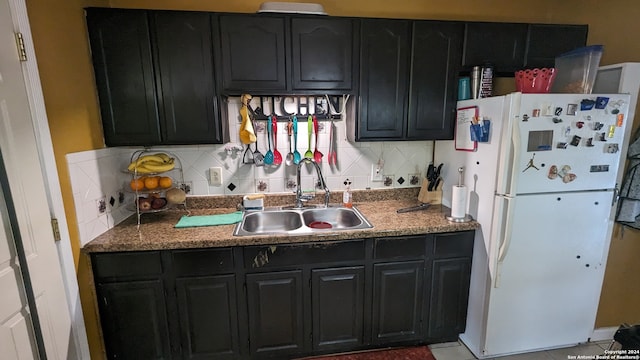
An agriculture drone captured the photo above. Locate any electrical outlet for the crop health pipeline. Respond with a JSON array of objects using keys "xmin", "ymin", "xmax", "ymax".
[
  {"xmin": 96, "ymin": 196, "xmax": 107, "ymax": 214},
  {"xmin": 210, "ymin": 167, "xmax": 223, "ymax": 186},
  {"xmin": 371, "ymin": 164, "xmax": 383, "ymax": 182},
  {"xmin": 181, "ymin": 182, "xmax": 192, "ymax": 194}
]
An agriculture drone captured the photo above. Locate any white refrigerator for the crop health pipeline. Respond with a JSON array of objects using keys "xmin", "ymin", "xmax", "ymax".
[{"xmin": 434, "ymin": 92, "xmax": 633, "ymax": 358}]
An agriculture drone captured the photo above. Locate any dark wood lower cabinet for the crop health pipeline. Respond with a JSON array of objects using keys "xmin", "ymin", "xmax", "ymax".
[
  {"xmin": 311, "ymin": 266, "xmax": 365, "ymax": 351},
  {"xmin": 372, "ymin": 261, "xmax": 425, "ymax": 344},
  {"xmin": 92, "ymin": 231, "xmax": 474, "ymax": 359},
  {"xmin": 428, "ymin": 258, "xmax": 472, "ymax": 341},
  {"xmin": 246, "ymin": 270, "xmax": 305, "ymax": 357},
  {"xmin": 175, "ymin": 274, "xmax": 239, "ymax": 359},
  {"xmin": 96, "ymin": 280, "xmax": 172, "ymax": 360}
]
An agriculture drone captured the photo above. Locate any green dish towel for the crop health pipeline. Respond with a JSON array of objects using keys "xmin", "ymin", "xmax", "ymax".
[{"xmin": 175, "ymin": 211, "xmax": 243, "ymax": 228}]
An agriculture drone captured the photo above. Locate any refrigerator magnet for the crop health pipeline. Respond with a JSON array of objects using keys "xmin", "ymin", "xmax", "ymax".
[
  {"xmin": 570, "ymin": 135, "xmax": 581, "ymax": 146},
  {"xmin": 617, "ymin": 114, "xmax": 624, "ymax": 127},
  {"xmin": 605, "ymin": 143, "xmax": 620, "ymax": 154},
  {"xmin": 554, "ymin": 107, "xmax": 563, "ymax": 116},
  {"xmin": 586, "ymin": 138, "xmax": 594, "ymax": 147},
  {"xmin": 522, "ymin": 154, "xmax": 540, "ymax": 172},
  {"xmin": 567, "ymin": 104, "xmax": 577, "ymax": 115},
  {"xmin": 455, "ymin": 106, "xmax": 478, "ymax": 151},
  {"xmin": 580, "ymin": 99, "xmax": 596, "ymax": 110},
  {"xmin": 595, "ymin": 97, "xmax": 609, "ymax": 109}
]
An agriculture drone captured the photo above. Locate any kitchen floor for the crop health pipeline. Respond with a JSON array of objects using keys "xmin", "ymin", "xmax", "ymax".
[{"xmin": 429, "ymin": 340, "xmax": 613, "ymax": 359}]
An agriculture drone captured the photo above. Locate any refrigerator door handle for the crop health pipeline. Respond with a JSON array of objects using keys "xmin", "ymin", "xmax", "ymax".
[
  {"xmin": 494, "ymin": 196, "xmax": 516, "ymax": 288},
  {"xmin": 496, "ymin": 94, "xmax": 521, "ymax": 196}
]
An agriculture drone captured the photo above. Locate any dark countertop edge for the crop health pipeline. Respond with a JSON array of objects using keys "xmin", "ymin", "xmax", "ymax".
[
  {"xmin": 81, "ymin": 190, "xmax": 479, "ymax": 254},
  {"xmin": 81, "ymin": 221, "xmax": 478, "ymax": 253}
]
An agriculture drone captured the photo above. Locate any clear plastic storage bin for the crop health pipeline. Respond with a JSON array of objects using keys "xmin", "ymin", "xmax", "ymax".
[{"xmin": 552, "ymin": 45, "xmax": 603, "ymax": 94}]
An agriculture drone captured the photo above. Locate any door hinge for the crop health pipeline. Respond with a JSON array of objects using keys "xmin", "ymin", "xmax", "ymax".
[
  {"xmin": 51, "ymin": 218, "xmax": 61, "ymax": 241},
  {"xmin": 15, "ymin": 32, "xmax": 27, "ymax": 61}
]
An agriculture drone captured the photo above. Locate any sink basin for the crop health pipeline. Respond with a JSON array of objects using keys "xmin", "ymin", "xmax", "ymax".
[
  {"xmin": 233, "ymin": 206, "xmax": 373, "ymax": 236},
  {"xmin": 241, "ymin": 211, "xmax": 303, "ymax": 233},
  {"xmin": 302, "ymin": 208, "xmax": 363, "ymax": 229}
]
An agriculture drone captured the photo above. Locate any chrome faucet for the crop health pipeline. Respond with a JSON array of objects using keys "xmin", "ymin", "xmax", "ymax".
[{"xmin": 295, "ymin": 158, "xmax": 330, "ymax": 208}]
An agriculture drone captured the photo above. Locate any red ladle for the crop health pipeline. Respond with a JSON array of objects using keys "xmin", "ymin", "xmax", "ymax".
[
  {"xmin": 272, "ymin": 116, "xmax": 282, "ymax": 165},
  {"xmin": 313, "ymin": 115, "xmax": 323, "ymax": 163}
]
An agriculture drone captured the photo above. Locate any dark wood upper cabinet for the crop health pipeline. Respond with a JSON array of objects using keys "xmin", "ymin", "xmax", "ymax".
[
  {"xmin": 86, "ymin": 8, "xmax": 226, "ymax": 146},
  {"xmin": 86, "ymin": 9, "xmax": 161, "ymax": 146},
  {"xmin": 408, "ymin": 21, "xmax": 463, "ymax": 140},
  {"xmin": 218, "ymin": 14, "xmax": 356, "ymax": 94},
  {"xmin": 87, "ymin": 8, "xmax": 587, "ymax": 145},
  {"xmin": 357, "ymin": 19, "xmax": 463, "ymax": 141},
  {"xmin": 525, "ymin": 24, "xmax": 588, "ymax": 69},
  {"xmin": 463, "ymin": 22, "xmax": 529, "ymax": 74},
  {"xmin": 218, "ymin": 14, "xmax": 288, "ymax": 92},
  {"xmin": 358, "ymin": 19, "xmax": 410, "ymax": 140},
  {"xmin": 463, "ymin": 22, "xmax": 587, "ymax": 75},
  {"xmin": 153, "ymin": 11, "xmax": 224, "ymax": 144},
  {"xmin": 291, "ymin": 17, "xmax": 356, "ymax": 91}
]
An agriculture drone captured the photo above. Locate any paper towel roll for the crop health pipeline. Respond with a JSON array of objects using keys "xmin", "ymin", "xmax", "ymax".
[{"xmin": 451, "ymin": 185, "xmax": 467, "ymax": 219}]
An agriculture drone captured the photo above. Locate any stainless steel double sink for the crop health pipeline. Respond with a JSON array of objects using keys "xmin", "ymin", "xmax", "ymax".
[{"xmin": 233, "ymin": 205, "xmax": 373, "ymax": 236}]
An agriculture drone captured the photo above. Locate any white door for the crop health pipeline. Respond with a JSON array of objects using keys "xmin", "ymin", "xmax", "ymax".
[{"xmin": 0, "ymin": 0, "xmax": 73, "ymax": 357}]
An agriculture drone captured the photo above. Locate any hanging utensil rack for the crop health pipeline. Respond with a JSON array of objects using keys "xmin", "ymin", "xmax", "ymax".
[{"xmin": 228, "ymin": 94, "xmax": 351, "ymax": 121}]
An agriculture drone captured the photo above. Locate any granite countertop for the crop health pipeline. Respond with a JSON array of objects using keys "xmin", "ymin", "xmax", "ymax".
[{"xmin": 82, "ymin": 188, "xmax": 478, "ymax": 253}]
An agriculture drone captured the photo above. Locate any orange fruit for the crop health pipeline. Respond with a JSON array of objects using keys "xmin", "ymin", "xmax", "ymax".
[
  {"xmin": 159, "ymin": 176, "xmax": 173, "ymax": 189},
  {"xmin": 130, "ymin": 178, "xmax": 145, "ymax": 191},
  {"xmin": 144, "ymin": 176, "xmax": 160, "ymax": 190}
]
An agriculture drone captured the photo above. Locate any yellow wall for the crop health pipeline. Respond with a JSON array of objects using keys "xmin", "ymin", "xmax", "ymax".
[{"xmin": 24, "ymin": 0, "xmax": 640, "ymax": 357}]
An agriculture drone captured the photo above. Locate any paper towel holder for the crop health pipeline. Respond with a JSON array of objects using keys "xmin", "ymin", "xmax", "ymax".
[{"xmin": 446, "ymin": 167, "xmax": 473, "ymax": 223}]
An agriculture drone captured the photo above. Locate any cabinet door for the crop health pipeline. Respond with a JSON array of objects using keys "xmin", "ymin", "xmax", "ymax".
[
  {"xmin": 291, "ymin": 18, "xmax": 355, "ymax": 91},
  {"xmin": 372, "ymin": 261, "xmax": 424, "ymax": 344},
  {"xmin": 428, "ymin": 258, "xmax": 471, "ymax": 341},
  {"xmin": 463, "ymin": 22, "xmax": 528, "ymax": 73},
  {"xmin": 311, "ymin": 266, "xmax": 365, "ymax": 351},
  {"xmin": 246, "ymin": 270, "xmax": 304, "ymax": 357},
  {"xmin": 408, "ymin": 21, "xmax": 463, "ymax": 140},
  {"xmin": 86, "ymin": 8, "xmax": 161, "ymax": 146},
  {"xmin": 358, "ymin": 19, "xmax": 410, "ymax": 140},
  {"xmin": 219, "ymin": 14, "xmax": 287, "ymax": 92},
  {"xmin": 525, "ymin": 24, "xmax": 588, "ymax": 68},
  {"xmin": 153, "ymin": 11, "xmax": 224, "ymax": 144},
  {"xmin": 96, "ymin": 280, "xmax": 171, "ymax": 360},
  {"xmin": 175, "ymin": 275, "xmax": 239, "ymax": 359}
]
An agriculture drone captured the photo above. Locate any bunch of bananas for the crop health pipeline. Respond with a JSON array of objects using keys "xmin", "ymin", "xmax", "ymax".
[{"xmin": 127, "ymin": 153, "xmax": 175, "ymax": 174}]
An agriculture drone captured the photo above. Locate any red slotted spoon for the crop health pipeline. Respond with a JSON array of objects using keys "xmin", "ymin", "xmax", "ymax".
[
  {"xmin": 313, "ymin": 115, "xmax": 323, "ymax": 163},
  {"xmin": 272, "ymin": 116, "xmax": 282, "ymax": 165}
]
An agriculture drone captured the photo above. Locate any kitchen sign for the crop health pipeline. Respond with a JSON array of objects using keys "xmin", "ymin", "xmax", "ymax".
[{"xmin": 244, "ymin": 95, "xmax": 348, "ymax": 121}]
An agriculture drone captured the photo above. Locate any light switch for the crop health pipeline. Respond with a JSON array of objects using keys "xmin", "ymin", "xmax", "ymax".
[{"xmin": 210, "ymin": 167, "xmax": 222, "ymax": 186}]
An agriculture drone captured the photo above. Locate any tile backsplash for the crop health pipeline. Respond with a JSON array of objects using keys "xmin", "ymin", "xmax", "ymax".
[{"xmin": 67, "ymin": 97, "xmax": 433, "ymax": 246}]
